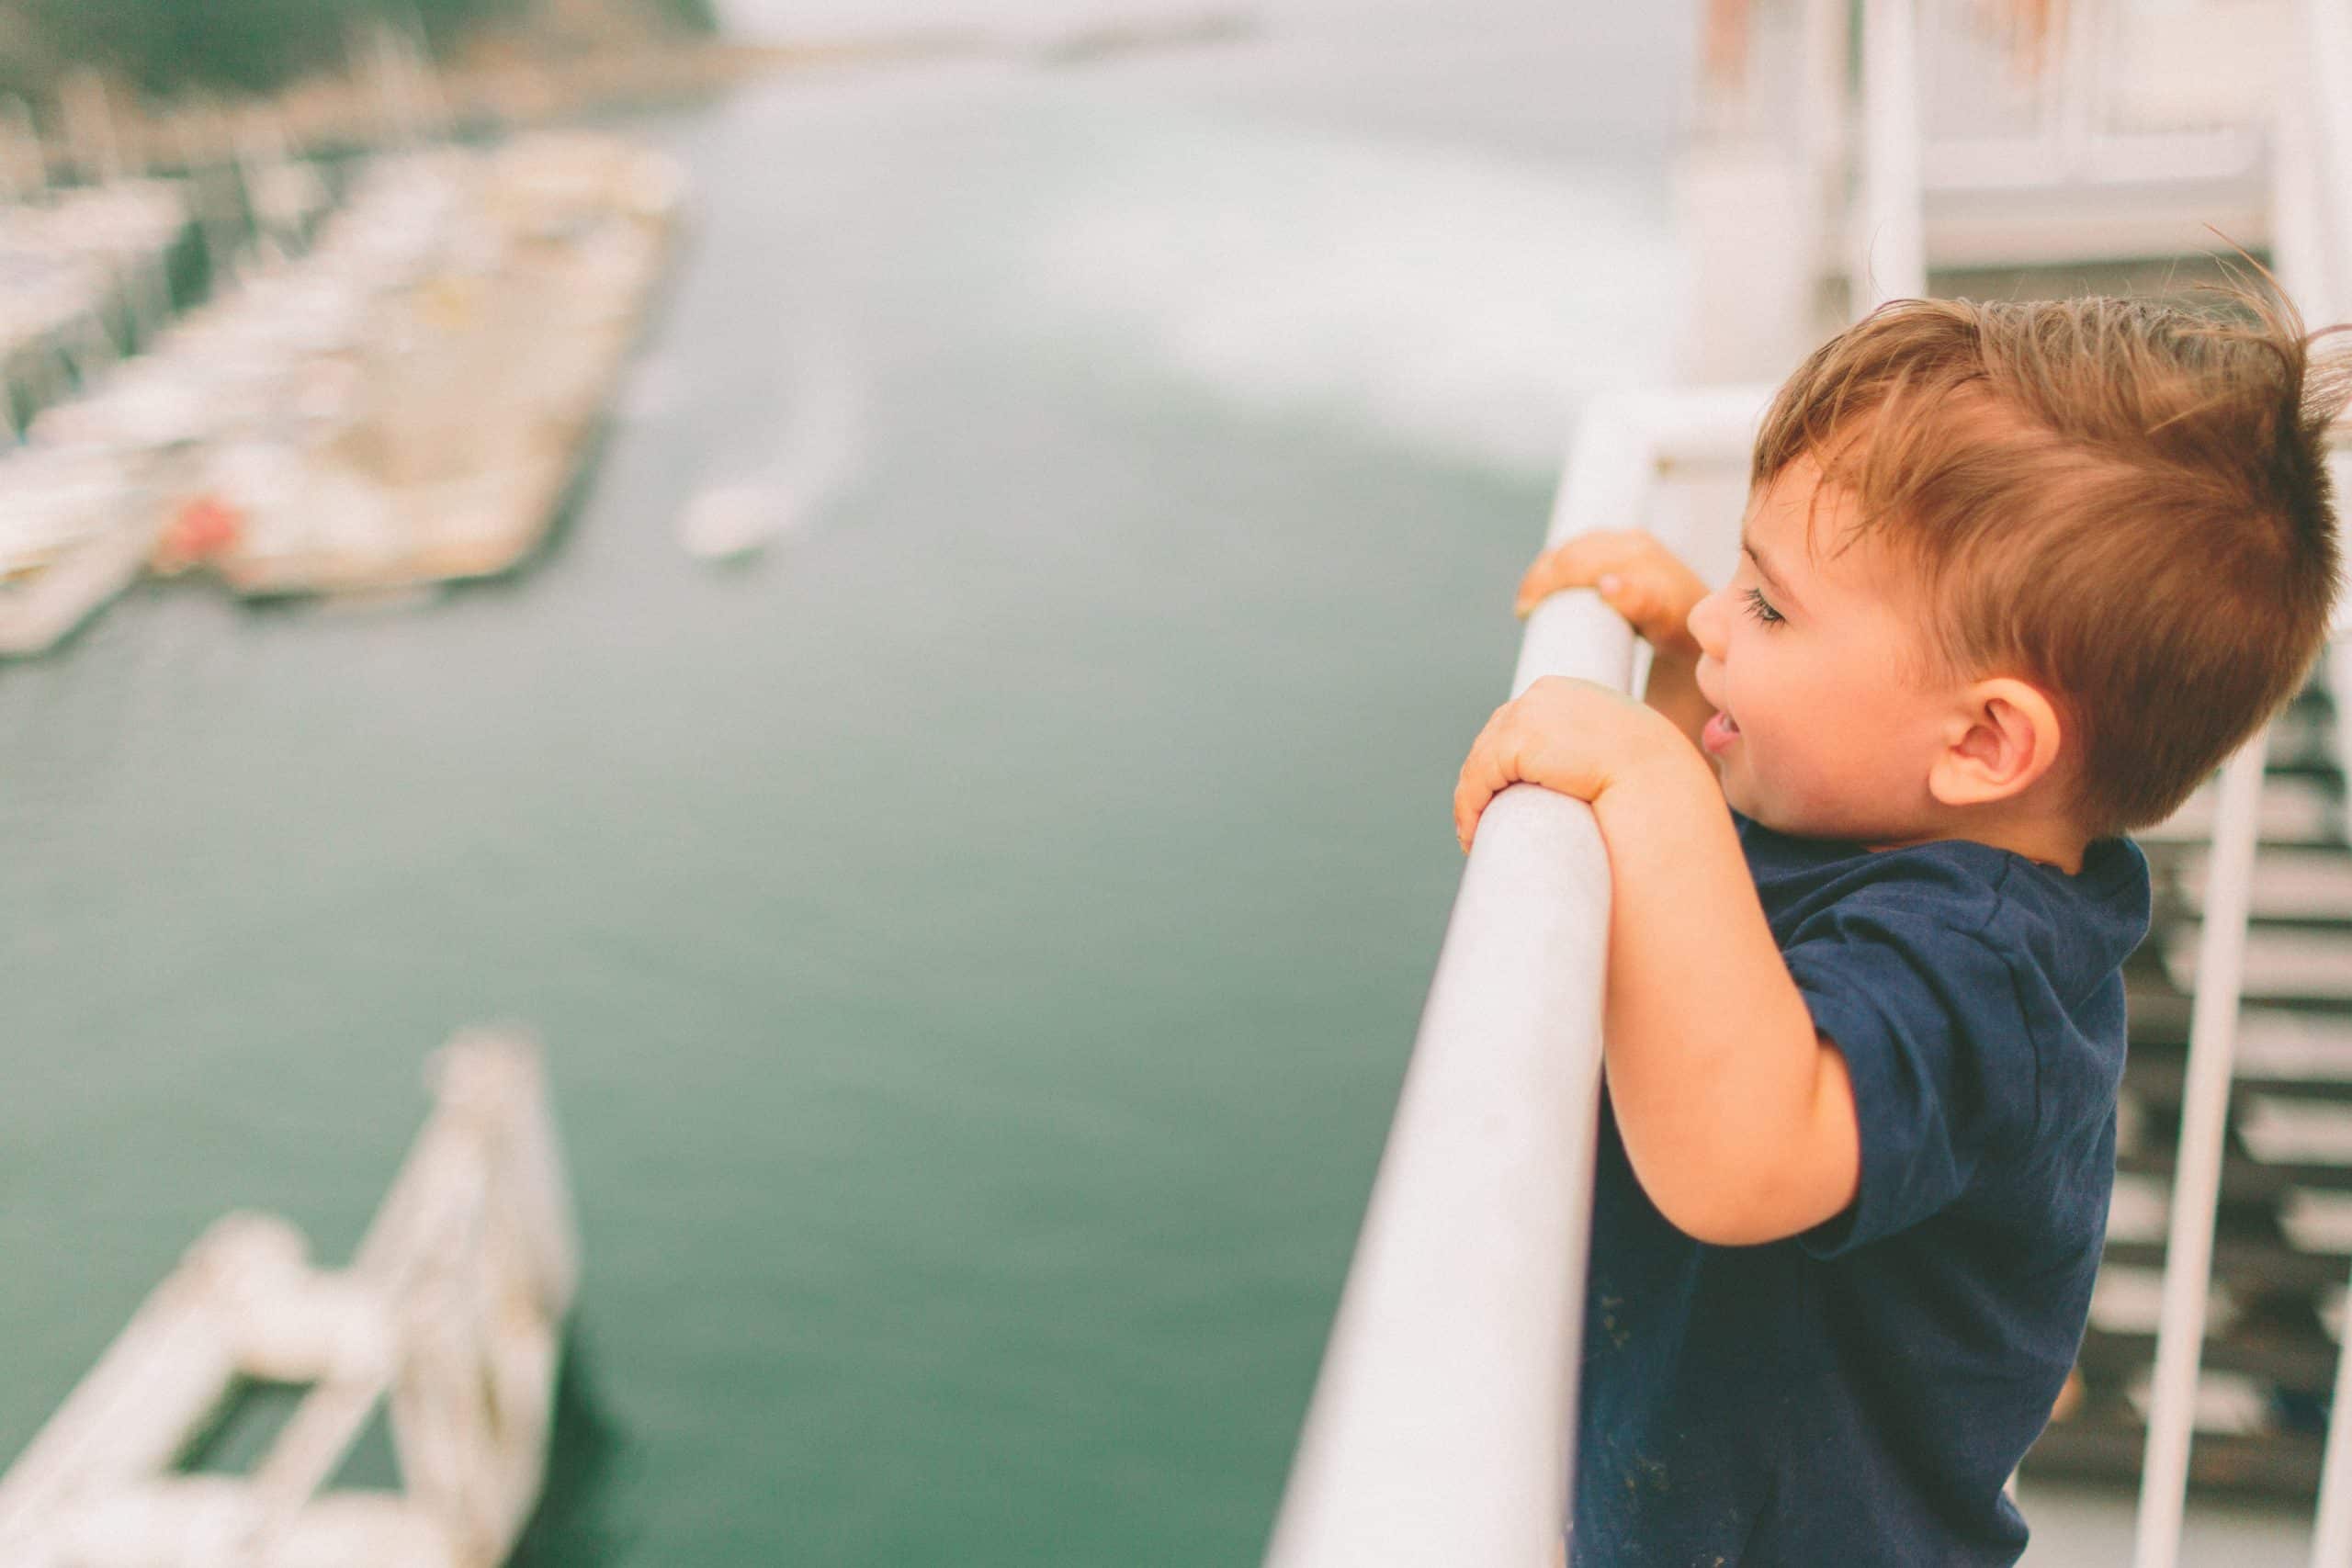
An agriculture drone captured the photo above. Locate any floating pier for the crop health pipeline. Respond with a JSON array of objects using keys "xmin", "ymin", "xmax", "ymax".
[{"xmin": 0, "ymin": 1032, "xmax": 578, "ymax": 1568}]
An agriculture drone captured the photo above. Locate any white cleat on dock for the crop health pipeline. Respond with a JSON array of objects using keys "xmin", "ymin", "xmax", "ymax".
[{"xmin": 0, "ymin": 1031, "xmax": 579, "ymax": 1568}]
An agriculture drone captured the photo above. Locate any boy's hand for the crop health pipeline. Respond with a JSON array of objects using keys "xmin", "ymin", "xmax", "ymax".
[
  {"xmin": 1514, "ymin": 529, "xmax": 1709, "ymax": 663},
  {"xmin": 1453, "ymin": 674, "xmax": 1694, "ymax": 851}
]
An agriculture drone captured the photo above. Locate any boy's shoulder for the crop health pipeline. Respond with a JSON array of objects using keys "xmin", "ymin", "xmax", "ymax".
[
  {"xmin": 1738, "ymin": 819, "xmax": 2148, "ymax": 1255},
  {"xmin": 1735, "ymin": 814, "xmax": 2151, "ymax": 1010}
]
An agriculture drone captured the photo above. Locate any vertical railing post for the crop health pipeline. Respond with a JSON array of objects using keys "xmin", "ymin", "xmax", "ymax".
[
  {"xmin": 1856, "ymin": 0, "xmax": 1928, "ymax": 311},
  {"xmin": 2270, "ymin": 12, "xmax": 2352, "ymax": 1552},
  {"xmin": 2312, "ymin": 638, "xmax": 2352, "ymax": 1568},
  {"xmin": 1798, "ymin": 0, "xmax": 1854, "ymax": 288},
  {"xmin": 2130, "ymin": 732, "xmax": 2270, "ymax": 1568}
]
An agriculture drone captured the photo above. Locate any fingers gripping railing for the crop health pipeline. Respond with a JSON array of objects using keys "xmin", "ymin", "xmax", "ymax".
[{"xmin": 1265, "ymin": 390, "xmax": 1766, "ymax": 1567}]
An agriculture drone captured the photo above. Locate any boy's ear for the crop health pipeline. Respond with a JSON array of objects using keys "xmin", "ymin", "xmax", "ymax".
[{"xmin": 1928, "ymin": 678, "xmax": 2064, "ymax": 808}]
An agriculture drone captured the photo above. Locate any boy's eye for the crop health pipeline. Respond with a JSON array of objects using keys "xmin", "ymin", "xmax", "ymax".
[{"xmin": 1742, "ymin": 587, "xmax": 1785, "ymax": 626}]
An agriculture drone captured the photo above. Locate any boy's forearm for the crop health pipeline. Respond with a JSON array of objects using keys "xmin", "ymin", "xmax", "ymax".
[{"xmin": 1591, "ymin": 755, "xmax": 1861, "ymax": 1245}]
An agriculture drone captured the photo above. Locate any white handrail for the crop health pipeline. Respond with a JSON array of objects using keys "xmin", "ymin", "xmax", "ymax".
[
  {"xmin": 1268, "ymin": 391, "xmax": 1765, "ymax": 1565},
  {"xmin": 1264, "ymin": 421, "xmax": 1637, "ymax": 1568}
]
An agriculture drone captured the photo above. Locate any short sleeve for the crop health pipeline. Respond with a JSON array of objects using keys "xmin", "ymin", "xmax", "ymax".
[{"xmin": 1782, "ymin": 874, "xmax": 2036, "ymax": 1258}]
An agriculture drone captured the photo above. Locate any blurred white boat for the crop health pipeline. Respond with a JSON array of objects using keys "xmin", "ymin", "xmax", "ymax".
[
  {"xmin": 674, "ymin": 480, "xmax": 781, "ymax": 561},
  {"xmin": 0, "ymin": 449, "xmax": 165, "ymax": 656},
  {"xmin": 676, "ymin": 345, "xmax": 863, "ymax": 563}
]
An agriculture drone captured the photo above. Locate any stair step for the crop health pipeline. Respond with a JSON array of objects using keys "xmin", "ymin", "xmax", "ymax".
[
  {"xmin": 2176, "ymin": 847, "xmax": 2352, "ymax": 920},
  {"xmin": 2163, "ymin": 925, "xmax": 2352, "ymax": 999},
  {"xmin": 2078, "ymin": 1326, "xmax": 2338, "ymax": 1391},
  {"xmin": 2114, "ymin": 1149, "xmax": 2352, "ymax": 1198},
  {"xmin": 2283, "ymin": 1188, "xmax": 2352, "ymax": 1254},
  {"xmin": 2106, "ymin": 1236, "xmax": 2350, "ymax": 1292},
  {"xmin": 2123, "ymin": 1003, "xmax": 2352, "ymax": 1072},
  {"xmin": 2126, "ymin": 1063, "xmax": 2352, "ymax": 1111},
  {"xmin": 2142, "ymin": 774, "xmax": 2343, "ymax": 847},
  {"xmin": 2086, "ymin": 1261, "xmax": 2241, "ymax": 1336},
  {"xmin": 2244, "ymin": 1096, "xmax": 2352, "ymax": 1165},
  {"xmin": 2026, "ymin": 1414, "xmax": 2324, "ymax": 1496},
  {"xmin": 2126, "ymin": 1367, "xmax": 2281, "ymax": 1437},
  {"xmin": 2107, "ymin": 1171, "xmax": 2175, "ymax": 1243}
]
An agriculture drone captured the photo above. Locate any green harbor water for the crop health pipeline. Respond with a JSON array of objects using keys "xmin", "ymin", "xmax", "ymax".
[{"xmin": 0, "ymin": 10, "xmax": 1684, "ymax": 1561}]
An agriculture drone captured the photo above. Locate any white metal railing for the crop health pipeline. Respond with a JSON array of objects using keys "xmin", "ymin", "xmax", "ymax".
[{"xmin": 1265, "ymin": 389, "xmax": 1764, "ymax": 1565}]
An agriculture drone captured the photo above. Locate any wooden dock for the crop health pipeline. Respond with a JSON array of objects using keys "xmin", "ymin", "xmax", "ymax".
[{"xmin": 175, "ymin": 136, "xmax": 684, "ymax": 599}]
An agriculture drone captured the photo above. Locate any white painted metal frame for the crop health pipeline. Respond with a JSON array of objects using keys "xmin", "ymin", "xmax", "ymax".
[
  {"xmin": 1267, "ymin": 389, "xmax": 1767, "ymax": 1567},
  {"xmin": 1850, "ymin": 0, "xmax": 2279, "ymax": 282},
  {"xmin": 2128, "ymin": 735, "xmax": 2270, "ymax": 1568},
  {"xmin": 1913, "ymin": 0, "xmax": 2268, "ymax": 186},
  {"xmin": 2309, "ymin": 643, "xmax": 2352, "ymax": 1567},
  {"xmin": 1856, "ymin": 0, "xmax": 1928, "ymax": 309},
  {"xmin": 2279, "ymin": 5, "xmax": 2352, "ymax": 1562}
]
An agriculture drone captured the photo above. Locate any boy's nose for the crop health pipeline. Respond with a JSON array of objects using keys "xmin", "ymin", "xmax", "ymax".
[{"xmin": 1688, "ymin": 586, "xmax": 1728, "ymax": 658}]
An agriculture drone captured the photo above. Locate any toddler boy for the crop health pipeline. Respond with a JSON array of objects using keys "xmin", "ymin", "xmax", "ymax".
[{"xmin": 1453, "ymin": 292, "xmax": 2347, "ymax": 1564}]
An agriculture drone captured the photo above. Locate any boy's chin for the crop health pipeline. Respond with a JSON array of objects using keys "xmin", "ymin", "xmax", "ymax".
[
  {"xmin": 1717, "ymin": 770, "xmax": 1762, "ymax": 822},
  {"xmin": 1722, "ymin": 777, "xmax": 1844, "ymax": 841}
]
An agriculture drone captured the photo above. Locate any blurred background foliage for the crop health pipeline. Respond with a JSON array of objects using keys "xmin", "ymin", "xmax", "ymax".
[{"xmin": 0, "ymin": 0, "xmax": 720, "ymax": 98}]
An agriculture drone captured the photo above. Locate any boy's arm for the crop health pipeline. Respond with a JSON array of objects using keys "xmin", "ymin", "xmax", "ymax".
[
  {"xmin": 1515, "ymin": 531, "xmax": 1715, "ymax": 750},
  {"xmin": 1453, "ymin": 678, "xmax": 1861, "ymax": 1247}
]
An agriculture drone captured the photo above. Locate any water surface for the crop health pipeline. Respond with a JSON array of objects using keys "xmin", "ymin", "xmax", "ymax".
[{"xmin": 0, "ymin": 13, "xmax": 1683, "ymax": 1561}]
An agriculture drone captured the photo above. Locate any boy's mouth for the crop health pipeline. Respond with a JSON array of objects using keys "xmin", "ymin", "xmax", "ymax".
[{"xmin": 1702, "ymin": 709, "xmax": 1742, "ymax": 755}]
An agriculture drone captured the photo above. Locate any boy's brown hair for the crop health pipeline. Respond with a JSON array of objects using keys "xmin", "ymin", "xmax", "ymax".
[{"xmin": 1753, "ymin": 288, "xmax": 2349, "ymax": 834}]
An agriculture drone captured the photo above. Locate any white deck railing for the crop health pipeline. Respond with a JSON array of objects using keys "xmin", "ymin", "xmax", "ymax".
[{"xmin": 1265, "ymin": 390, "xmax": 1763, "ymax": 1565}]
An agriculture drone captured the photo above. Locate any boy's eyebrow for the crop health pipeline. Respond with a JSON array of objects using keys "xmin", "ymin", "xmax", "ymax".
[{"xmin": 1741, "ymin": 536, "xmax": 1803, "ymax": 610}]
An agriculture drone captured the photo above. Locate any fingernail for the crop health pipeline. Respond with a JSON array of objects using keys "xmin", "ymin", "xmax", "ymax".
[{"xmin": 1597, "ymin": 574, "xmax": 1621, "ymax": 595}]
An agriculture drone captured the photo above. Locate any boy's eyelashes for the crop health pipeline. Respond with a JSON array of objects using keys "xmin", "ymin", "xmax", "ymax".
[{"xmin": 1742, "ymin": 587, "xmax": 1787, "ymax": 626}]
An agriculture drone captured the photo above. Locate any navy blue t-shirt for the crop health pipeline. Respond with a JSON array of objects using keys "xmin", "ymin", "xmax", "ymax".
[{"xmin": 1572, "ymin": 814, "xmax": 2151, "ymax": 1567}]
